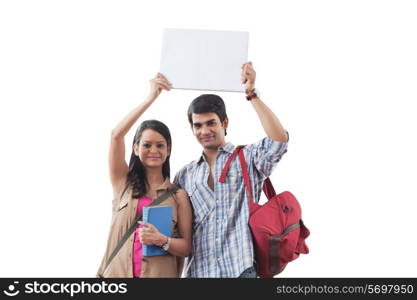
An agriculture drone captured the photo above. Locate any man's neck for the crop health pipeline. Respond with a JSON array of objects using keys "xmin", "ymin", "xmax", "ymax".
[{"xmin": 203, "ymin": 141, "xmax": 226, "ymax": 165}]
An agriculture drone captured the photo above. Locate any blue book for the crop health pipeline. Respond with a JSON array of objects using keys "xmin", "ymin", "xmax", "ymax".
[{"xmin": 142, "ymin": 205, "xmax": 173, "ymax": 257}]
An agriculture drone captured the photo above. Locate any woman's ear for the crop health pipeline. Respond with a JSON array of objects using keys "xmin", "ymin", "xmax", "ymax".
[{"xmin": 133, "ymin": 143, "xmax": 139, "ymax": 156}]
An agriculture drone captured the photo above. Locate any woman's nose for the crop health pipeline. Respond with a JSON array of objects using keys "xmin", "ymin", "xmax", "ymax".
[{"xmin": 150, "ymin": 145, "xmax": 159, "ymax": 152}]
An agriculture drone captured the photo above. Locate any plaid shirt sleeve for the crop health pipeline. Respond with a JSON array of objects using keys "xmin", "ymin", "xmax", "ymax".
[
  {"xmin": 173, "ymin": 166, "xmax": 185, "ymax": 189},
  {"xmin": 245, "ymin": 133, "xmax": 289, "ymax": 178}
]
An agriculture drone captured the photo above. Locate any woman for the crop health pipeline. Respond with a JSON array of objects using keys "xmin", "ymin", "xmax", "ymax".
[{"xmin": 97, "ymin": 73, "xmax": 192, "ymax": 278}]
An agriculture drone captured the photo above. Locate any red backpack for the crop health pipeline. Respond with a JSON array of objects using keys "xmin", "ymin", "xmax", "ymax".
[{"xmin": 219, "ymin": 146, "xmax": 310, "ymax": 278}]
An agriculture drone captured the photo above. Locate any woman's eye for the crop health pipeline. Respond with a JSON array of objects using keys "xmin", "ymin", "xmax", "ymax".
[
  {"xmin": 157, "ymin": 144, "xmax": 165, "ymax": 148},
  {"xmin": 143, "ymin": 144, "xmax": 151, "ymax": 148}
]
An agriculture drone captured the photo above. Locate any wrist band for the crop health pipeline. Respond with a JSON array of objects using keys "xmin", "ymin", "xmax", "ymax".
[
  {"xmin": 161, "ymin": 237, "xmax": 171, "ymax": 251},
  {"xmin": 246, "ymin": 89, "xmax": 257, "ymax": 101}
]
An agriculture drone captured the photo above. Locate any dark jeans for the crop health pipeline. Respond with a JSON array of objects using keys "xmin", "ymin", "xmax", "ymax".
[{"xmin": 238, "ymin": 266, "xmax": 257, "ymax": 278}]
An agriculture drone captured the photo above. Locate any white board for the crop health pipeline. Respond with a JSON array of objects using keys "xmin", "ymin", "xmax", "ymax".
[{"xmin": 160, "ymin": 28, "xmax": 249, "ymax": 93}]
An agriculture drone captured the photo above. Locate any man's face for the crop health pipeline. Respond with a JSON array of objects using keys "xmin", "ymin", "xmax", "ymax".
[{"xmin": 191, "ymin": 112, "xmax": 228, "ymax": 150}]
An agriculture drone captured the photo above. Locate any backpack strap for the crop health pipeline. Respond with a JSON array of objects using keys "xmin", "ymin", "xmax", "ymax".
[
  {"xmin": 262, "ymin": 177, "xmax": 276, "ymax": 199},
  {"xmin": 219, "ymin": 146, "xmax": 278, "ymax": 210},
  {"xmin": 219, "ymin": 145, "xmax": 243, "ymax": 183},
  {"xmin": 237, "ymin": 147, "xmax": 254, "ymax": 204},
  {"xmin": 219, "ymin": 146, "xmax": 256, "ymax": 211}
]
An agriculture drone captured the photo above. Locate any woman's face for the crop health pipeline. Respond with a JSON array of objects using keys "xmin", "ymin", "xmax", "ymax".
[{"xmin": 133, "ymin": 129, "xmax": 170, "ymax": 169}]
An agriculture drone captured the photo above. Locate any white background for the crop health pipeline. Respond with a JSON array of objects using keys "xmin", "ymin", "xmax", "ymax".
[{"xmin": 0, "ymin": 0, "xmax": 416, "ymax": 277}]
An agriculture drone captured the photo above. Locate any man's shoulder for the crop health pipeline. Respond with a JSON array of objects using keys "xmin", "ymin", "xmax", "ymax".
[
  {"xmin": 174, "ymin": 159, "xmax": 200, "ymax": 188},
  {"xmin": 176, "ymin": 159, "xmax": 200, "ymax": 175}
]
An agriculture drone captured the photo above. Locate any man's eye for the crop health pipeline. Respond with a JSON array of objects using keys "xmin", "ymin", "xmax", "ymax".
[{"xmin": 194, "ymin": 125, "xmax": 201, "ymax": 129}]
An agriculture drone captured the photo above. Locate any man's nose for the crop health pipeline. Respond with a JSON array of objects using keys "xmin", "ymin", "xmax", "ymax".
[{"xmin": 201, "ymin": 125, "xmax": 210, "ymax": 135}]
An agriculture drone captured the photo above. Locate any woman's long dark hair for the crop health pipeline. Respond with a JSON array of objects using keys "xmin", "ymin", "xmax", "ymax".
[{"xmin": 125, "ymin": 120, "xmax": 172, "ymax": 198}]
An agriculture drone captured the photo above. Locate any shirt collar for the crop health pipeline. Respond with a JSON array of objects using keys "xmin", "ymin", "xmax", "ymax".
[{"xmin": 196, "ymin": 142, "xmax": 236, "ymax": 165}]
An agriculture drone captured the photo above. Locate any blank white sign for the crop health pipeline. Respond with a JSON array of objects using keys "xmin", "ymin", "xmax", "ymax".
[{"xmin": 160, "ymin": 28, "xmax": 249, "ymax": 92}]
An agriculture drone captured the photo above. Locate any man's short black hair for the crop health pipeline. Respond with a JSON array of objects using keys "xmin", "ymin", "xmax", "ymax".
[{"xmin": 187, "ymin": 94, "xmax": 228, "ymax": 125}]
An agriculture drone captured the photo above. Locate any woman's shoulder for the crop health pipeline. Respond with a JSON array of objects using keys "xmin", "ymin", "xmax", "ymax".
[
  {"xmin": 171, "ymin": 187, "xmax": 189, "ymax": 204},
  {"xmin": 175, "ymin": 187, "xmax": 188, "ymax": 197},
  {"xmin": 163, "ymin": 180, "xmax": 185, "ymax": 196}
]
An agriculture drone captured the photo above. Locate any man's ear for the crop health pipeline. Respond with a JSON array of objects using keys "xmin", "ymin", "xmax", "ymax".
[
  {"xmin": 222, "ymin": 117, "xmax": 229, "ymax": 136},
  {"xmin": 223, "ymin": 117, "xmax": 229, "ymax": 130}
]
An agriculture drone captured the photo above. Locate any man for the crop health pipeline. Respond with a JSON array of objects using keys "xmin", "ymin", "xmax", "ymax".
[{"xmin": 174, "ymin": 62, "xmax": 289, "ymax": 278}]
